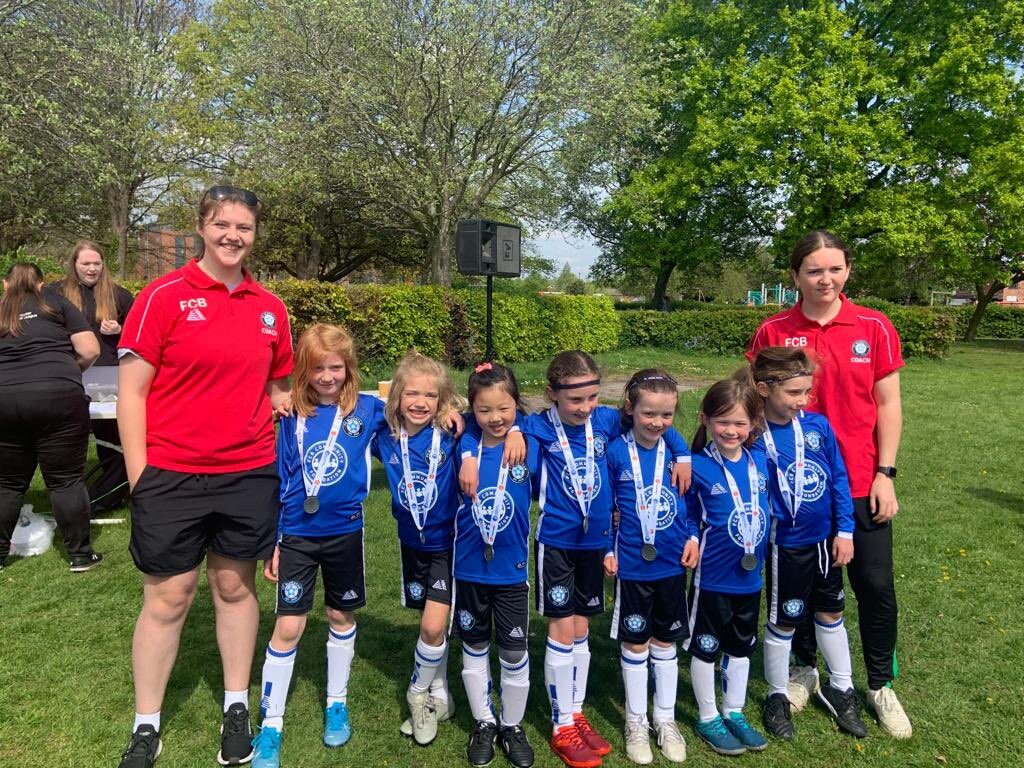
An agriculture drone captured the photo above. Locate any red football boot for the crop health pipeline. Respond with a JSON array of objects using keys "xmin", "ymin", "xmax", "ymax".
[
  {"xmin": 550, "ymin": 724, "xmax": 601, "ymax": 768},
  {"xmin": 573, "ymin": 712, "xmax": 612, "ymax": 757}
]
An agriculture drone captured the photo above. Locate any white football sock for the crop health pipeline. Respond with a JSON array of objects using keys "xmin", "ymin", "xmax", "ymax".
[
  {"xmin": 410, "ymin": 637, "xmax": 446, "ymax": 694},
  {"xmin": 690, "ymin": 657, "xmax": 719, "ymax": 722},
  {"xmin": 430, "ymin": 641, "xmax": 450, "ymax": 697},
  {"xmin": 815, "ymin": 616, "xmax": 854, "ymax": 692},
  {"xmin": 620, "ymin": 645, "xmax": 650, "ymax": 722},
  {"xmin": 764, "ymin": 623, "xmax": 795, "ymax": 697},
  {"xmin": 721, "ymin": 655, "xmax": 750, "ymax": 716},
  {"xmin": 499, "ymin": 651, "xmax": 530, "ymax": 727},
  {"xmin": 462, "ymin": 643, "xmax": 496, "ymax": 723},
  {"xmin": 224, "ymin": 689, "xmax": 249, "ymax": 713},
  {"xmin": 326, "ymin": 625, "xmax": 356, "ymax": 706},
  {"xmin": 258, "ymin": 645, "xmax": 296, "ymax": 729},
  {"xmin": 133, "ymin": 712, "xmax": 160, "ymax": 733},
  {"xmin": 571, "ymin": 634, "xmax": 591, "ymax": 714},
  {"xmin": 649, "ymin": 642, "xmax": 678, "ymax": 724},
  {"xmin": 545, "ymin": 638, "xmax": 575, "ymax": 730}
]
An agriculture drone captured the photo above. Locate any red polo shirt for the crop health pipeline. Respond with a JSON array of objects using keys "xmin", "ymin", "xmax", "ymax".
[
  {"xmin": 746, "ymin": 294, "xmax": 904, "ymax": 497},
  {"xmin": 120, "ymin": 259, "xmax": 294, "ymax": 473}
]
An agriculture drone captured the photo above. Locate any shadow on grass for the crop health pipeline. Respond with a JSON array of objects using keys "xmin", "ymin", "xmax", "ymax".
[{"xmin": 966, "ymin": 486, "xmax": 1024, "ymax": 512}]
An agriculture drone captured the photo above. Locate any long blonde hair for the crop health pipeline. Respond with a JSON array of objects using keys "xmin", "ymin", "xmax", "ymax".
[
  {"xmin": 384, "ymin": 351, "xmax": 463, "ymax": 438},
  {"xmin": 293, "ymin": 324, "xmax": 361, "ymax": 418},
  {"xmin": 60, "ymin": 240, "xmax": 117, "ymax": 322}
]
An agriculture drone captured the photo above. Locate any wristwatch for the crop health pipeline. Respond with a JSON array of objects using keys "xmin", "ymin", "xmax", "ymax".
[{"xmin": 876, "ymin": 466, "xmax": 897, "ymax": 479}]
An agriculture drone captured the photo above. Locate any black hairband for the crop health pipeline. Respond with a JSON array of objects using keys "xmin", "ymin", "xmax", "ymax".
[
  {"xmin": 628, "ymin": 374, "xmax": 678, "ymax": 390},
  {"xmin": 760, "ymin": 369, "xmax": 813, "ymax": 384},
  {"xmin": 550, "ymin": 378, "xmax": 601, "ymax": 390}
]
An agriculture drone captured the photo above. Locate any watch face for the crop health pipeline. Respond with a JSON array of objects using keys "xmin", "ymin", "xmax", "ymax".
[{"xmin": 878, "ymin": 466, "xmax": 897, "ymax": 478}]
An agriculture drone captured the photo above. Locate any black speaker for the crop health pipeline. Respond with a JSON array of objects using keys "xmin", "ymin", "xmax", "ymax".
[{"xmin": 456, "ymin": 219, "xmax": 521, "ymax": 277}]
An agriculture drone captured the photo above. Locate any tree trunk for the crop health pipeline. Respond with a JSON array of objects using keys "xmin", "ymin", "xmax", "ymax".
[
  {"xmin": 296, "ymin": 204, "xmax": 327, "ymax": 279},
  {"xmin": 429, "ymin": 215, "xmax": 453, "ymax": 286},
  {"xmin": 965, "ymin": 280, "xmax": 1001, "ymax": 341},
  {"xmin": 651, "ymin": 259, "xmax": 675, "ymax": 309},
  {"xmin": 107, "ymin": 186, "xmax": 131, "ymax": 279}
]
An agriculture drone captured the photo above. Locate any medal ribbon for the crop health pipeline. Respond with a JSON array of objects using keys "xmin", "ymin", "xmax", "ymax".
[
  {"xmin": 399, "ymin": 427, "xmax": 442, "ymax": 538},
  {"xmin": 760, "ymin": 416, "xmax": 805, "ymax": 526},
  {"xmin": 626, "ymin": 433, "xmax": 665, "ymax": 547},
  {"xmin": 471, "ymin": 441, "xmax": 510, "ymax": 548},
  {"xmin": 549, "ymin": 405, "xmax": 595, "ymax": 528},
  {"xmin": 705, "ymin": 444, "xmax": 761, "ymax": 557},
  {"xmin": 296, "ymin": 406, "xmax": 345, "ymax": 502}
]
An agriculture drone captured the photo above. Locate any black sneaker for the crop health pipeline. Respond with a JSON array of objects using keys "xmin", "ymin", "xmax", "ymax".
[
  {"xmin": 118, "ymin": 725, "xmax": 162, "ymax": 768},
  {"xmin": 69, "ymin": 552, "xmax": 103, "ymax": 572},
  {"xmin": 498, "ymin": 724, "xmax": 535, "ymax": 768},
  {"xmin": 218, "ymin": 703, "xmax": 254, "ymax": 765},
  {"xmin": 467, "ymin": 720, "xmax": 498, "ymax": 767},
  {"xmin": 817, "ymin": 685, "xmax": 868, "ymax": 738},
  {"xmin": 763, "ymin": 692, "xmax": 795, "ymax": 740}
]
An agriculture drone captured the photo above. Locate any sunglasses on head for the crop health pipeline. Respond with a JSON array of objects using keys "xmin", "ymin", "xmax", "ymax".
[{"xmin": 205, "ymin": 185, "xmax": 260, "ymax": 207}]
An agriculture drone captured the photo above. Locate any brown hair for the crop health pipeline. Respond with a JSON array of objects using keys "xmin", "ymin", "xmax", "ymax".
[
  {"xmin": 691, "ymin": 375, "xmax": 763, "ymax": 454},
  {"xmin": 749, "ymin": 346, "xmax": 815, "ymax": 386},
  {"xmin": 546, "ymin": 349, "xmax": 600, "ymax": 394},
  {"xmin": 293, "ymin": 323, "xmax": 361, "ymax": 418},
  {"xmin": 60, "ymin": 240, "xmax": 117, "ymax": 322},
  {"xmin": 0, "ymin": 263, "xmax": 55, "ymax": 336},
  {"xmin": 789, "ymin": 230, "xmax": 850, "ymax": 273},
  {"xmin": 620, "ymin": 368, "xmax": 679, "ymax": 431},
  {"xmin": 195, "ymin": 185, "xmax": 264, "ymax": 256},
  {"xmin": 384, "ymin": 350, "xmax": 464, "ymax": 438}
]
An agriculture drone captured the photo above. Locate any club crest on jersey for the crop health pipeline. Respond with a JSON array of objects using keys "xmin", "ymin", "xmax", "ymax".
[
  {"xmin": 397, "ymin": 471, "xmax": 439, "ymax": 512},
  {"xmin": 342, "ymin": 416, "xmax": 364, "ymax": 437},
  {"xmin": 624, "ymin": 614, "xmax": 647, "ymax": 633},
  {"xmin": 458, "ymin": 610, "xmax": 476, "ymax": 631},
  {"xmin": 727, "ymin": 502, "xmax": 768, "ymax": 549},
  {"xmin": 472, "ymin": 487, "xmax": 515, "ymax": 534},
  {"xmin": 560, "ymin": 457, "xmax": 602, "ymax": 502},
  {"xmin": 696, "ymin": 633, "xmax": 719, "ymax": 653},
  {"xmin": 782, "ymin": 598, "xmax": 805, "ymax": 618},
  {"xmin": 260, "ymin": 311, "xmax": 278, "ymax": 336},
  {"xmin": 280, "ymin": 580, "xmax": 303, "ymax": 604},
  {"xmin": 407, "ymin": 581, "xmax": 426, "ymax": 601},
  {"xmin": 851, "ymin": 339, "xmax": 871, "ymax": 362},
  {"xmin": 640, "ymin": 485, "xmax": 678, "ymax": 530},
  {"xmin": 593, "ymin": 434, "xmax": 607, "ymax": 457},
  {"xmin": 508, "ymin": 462, "xmax": 529, "ymax": 484},
  {"xmin": 804, "ymin": 430, "xmax": 822, "ymax": 451},
  {"xmin": 784, "ymin": 458, "xmax": 828, "ymax": 502},
  {"xmin": 547, "ymin": 584, "xmax": 570, "ymax": 607},
  {"xmin": 303, "ymin": 441, "xmax": 348, "ymax": 486}
]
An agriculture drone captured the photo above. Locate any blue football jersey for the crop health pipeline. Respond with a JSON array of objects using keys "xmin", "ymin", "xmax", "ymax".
[
  {"xmin": 453, "ymin": 437, "xmax": 541, "ymax": 585},
  {"xmin": 373, "ymin": 422, "xmax": 459, "ymax": 552},
  {"xmin": 277, "ymin": 394, "xmax": 384, "ymax": 537},
  {"xmin": 685, "ymin": 446, "xmax": 770, "ymax": 594},
  {"xmin": 759, "ymin": 411, "xmax": 854, "ymax": 548},
  {"xmin": 607, "ymin": 435, "xmax": 697, "ymax": 580}
]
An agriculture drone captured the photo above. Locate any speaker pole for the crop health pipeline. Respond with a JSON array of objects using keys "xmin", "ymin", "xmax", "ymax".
[{"xmin": 485, "ymin": 273, "xmax": 495, "ymax": 360}]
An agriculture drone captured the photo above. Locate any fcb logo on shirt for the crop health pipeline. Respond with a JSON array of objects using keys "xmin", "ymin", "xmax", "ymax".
[
  {"xmin": 342, "ymin": 416, "xmax": 364, "ymax": 437},
  {"xmin": 508, "ymin": 462, "xmax": 529, "ymax": 484},
  {"xmin": 260, "ymin": 311, "xmax": 278, "ymax": 336},
  {"xmin": 593, "ymin": 434, "xmax": 607, "ymax": 457},
  {"xmin": 804, "ymin": 430, "xmax": 823, "ymax": 451},
  {"xmin": 851, "ymin": 339, "xmax": 871, "ymax": 363}
]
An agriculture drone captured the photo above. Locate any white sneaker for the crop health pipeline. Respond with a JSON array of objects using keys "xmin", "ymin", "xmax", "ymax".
[
  {"xmin": 868, "ymin": 686, "xmax": 912, "ymax": 739},
  {"xmin": 625, "ymin": 717, "xmax": 653, "ymax": 765},
  {"xmin": 406, "ymin": 687, "xmax": 438, "ymax": 745},
  {"xmin": 400, "ymin": 691, "xmax": 453, "ymax": 737},
  {"xmin": 787, "ymin": 665, "xmax": 820, "ymax": 712},
  {"xmin": 654, "ymin": 720, "xmax": 687, "ymax": 763}
]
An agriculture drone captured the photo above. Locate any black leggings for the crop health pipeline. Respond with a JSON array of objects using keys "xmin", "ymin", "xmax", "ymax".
[
  {"xmin": 0, "ymin": 385, "xmax": 92, "ymax": 559},
  {"xmin": 792, "ymin": 496, "xmax": 898, "ymax": 690}
]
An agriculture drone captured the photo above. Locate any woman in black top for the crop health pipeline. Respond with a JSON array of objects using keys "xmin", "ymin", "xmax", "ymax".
[
  {"xmin": 57, "ymin": 241, "xmax": 134, "ymax": 512},
  {"xmin": 0, "ymin": 262, "xmax": 101, "ymax": 571}
]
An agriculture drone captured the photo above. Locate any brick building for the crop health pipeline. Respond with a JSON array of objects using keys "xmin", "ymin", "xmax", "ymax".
[{"xmin": 136, "ymin": 225, "xmax": 199, "ymax": 281}]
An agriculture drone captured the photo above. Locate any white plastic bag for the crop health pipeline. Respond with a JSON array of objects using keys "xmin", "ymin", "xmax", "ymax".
[{"xmin": 10, "ymin": 505, "xmax": 56, "ymax": 557}]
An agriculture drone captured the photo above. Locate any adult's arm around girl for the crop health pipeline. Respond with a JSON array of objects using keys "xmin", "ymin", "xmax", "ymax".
[{"xmin": 117, "ymin": 355, "xmax": 155, "ymax": 490}]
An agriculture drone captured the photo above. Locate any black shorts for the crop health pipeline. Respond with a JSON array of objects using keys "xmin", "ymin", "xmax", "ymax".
[
  {"xmin": 535, "ymin": 542, "xmax": 605, "ymax": 618},
  {"xmin": 400, "ymin": 544, "xmax": 453, "ymax": 609},
  {"xmin": 766, "ymin": 538, "xmax": 845, "ymax": 627},
  {"xmin": 454, "ymin": 579, "xmax": 529, "ymax": 651},
  {"xmin": 275, "ymin": 531, "xmax": 366, "ymax": 615},
  {"xmin": 611, "ymin": 573, "xmax": 689, "ymax": 645},
  {"xmin": 129, "ymin": 463, "xmax": 279, "ymax": 576},
  {"xmin": 684, "ymin": 588, "xmax": 760, "ymax": 662}
]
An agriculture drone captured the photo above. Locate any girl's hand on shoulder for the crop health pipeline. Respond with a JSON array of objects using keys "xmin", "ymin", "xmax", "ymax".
[
  {"xmin": 671, "ymin": 460, "xmax": 692, "ymax": 495},
  {"xmin": 502, "ymin": 430, "xmax": 526, "ymax": 466},
  {"xmin": 681, "ymin": 539, "xmax": 699, "ymax": 569},
  {"xmin": 263, "ymin": 546, "xmax": 280, "ymax": 582},
  {"xmin": 446, "ymin": 410, "xmax": 465, "ymax": 437},
  {"xmin": 603, "ymin": 553, "xmax": 618, "ymax": 577},
  {"xmin": 459, "ymin": 457, "xmax": 479, "ymax": 500},
  {"xmin": 832, "ymin": 537, "xmax": 853, "ymax": 567}
]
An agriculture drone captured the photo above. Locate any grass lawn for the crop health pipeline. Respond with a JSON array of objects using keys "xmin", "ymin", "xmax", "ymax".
[{"xmin": 1, "ymin": 343, "xmax": 1022, "ymax": 767}]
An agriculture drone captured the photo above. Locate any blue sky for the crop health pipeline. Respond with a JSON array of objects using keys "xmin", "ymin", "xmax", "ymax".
[{"xmin": 530, "ymin": 230, "xmax": 600, "ymax": 277}]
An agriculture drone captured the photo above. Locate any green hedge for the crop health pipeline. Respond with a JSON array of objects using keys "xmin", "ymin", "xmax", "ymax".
[
  {"xmin": 620, "ymin": 302, "xmax": 957, "ymax": 358},
  {"xmin": 262, "ymin": 280, "xmax": 620, "ymax": 371},
  {"xmin": 935, "ymin": 305, "xmax": 1024, "ymax": 340}
]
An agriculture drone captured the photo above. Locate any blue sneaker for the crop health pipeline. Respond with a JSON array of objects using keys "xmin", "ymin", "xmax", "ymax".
[
  {"xmin": 324, "ymin": 702, "xmax": 352, "ymax": 747},
  {"xmin": 695, "ymin": 715, "xmax": 746, "ymax": 756},
  {"xmin": 252, "ymin": 726, "xmax": 281, "ymax": 768},
  {"xmin": 723, "ymin": 712, "xmax": 768, "ymax": 751}
]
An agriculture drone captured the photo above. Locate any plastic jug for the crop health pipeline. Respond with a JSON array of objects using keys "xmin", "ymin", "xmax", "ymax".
[{"xmin": 10, "ymin": 506, "xmax": 56, "ymax": 557}]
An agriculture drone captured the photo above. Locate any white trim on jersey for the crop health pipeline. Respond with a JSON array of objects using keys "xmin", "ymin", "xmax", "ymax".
[
  {"xmin": 856, "ymin": 314, "xmax": 897, "ymax": 364},
  {"xmin": 609, "ymin": 577, "xmax": 622, "ymax": 641},
  {"xmin": 682, "ymin": 525, "xmax": 710, "ymax": 653},
  {"xmin": 768, "ymin": 542, "xmax": 780, "ymax": 626},
  {"xmin": 536, "ymin": 542, "xmax": 546, "ymax": 614},
  {"xmin": 535, "ymin": 462, "xmax": 548, "ymax": 541},
  {"xmin": 398, "ymin": 538, "xmax": 407, "ymax": 608}
]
